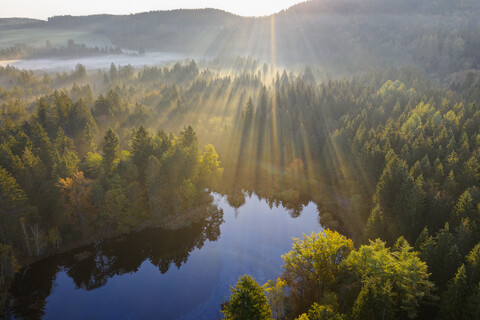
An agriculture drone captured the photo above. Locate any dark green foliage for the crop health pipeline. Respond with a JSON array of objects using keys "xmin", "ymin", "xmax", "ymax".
[
  {"xmin": 440, "ymin": 265, "xmax": 469, "ymax": 320},
  {"xmin": 180, "ymin": 125, "xmax": 197, "ymax": 148},
  {"xmin": 365, "ymin": 205, "xmax": 386, "ymax": 241},
  {"xmin": 1, "ymin": 53, "xmax": 480, "ymax": 319},
  {"xmin": 131, "ymin": 126, "xmax": 153, "ymax": 184},
  {"xmin": 440, "ymin": 243, "xmax": 480, "ymax": 319},
  {"xmin": 352, "ymin": 279, "xmax": 395, "ymax": 320},
  {"xmin": 102, "ymin": 129, "xmax": 119, "ymax": 174},
  {"xmin": 0, "ymin": 166, "xmax": 28, "ymax": 240},
  {"xmin": 346, "ymin": 239, "xmax": 433, "ymax": 319},
  {"xmin": 222, "ymin": 275, "xmax": 272, "ymax": 320},
  {"xmin": 53, "ymin": 128, "xmax": 79, "ymax": 178},
  {"xmin": 420, "ymin": 223, "xmax": 462, "ymax": 290},
  {"xmin": 0, "ymin": 65, "xmax": 230, "ymax": 307},
  {"xmin": 370, "ymin": 153, "xmax": 418, "ymax": 243}
]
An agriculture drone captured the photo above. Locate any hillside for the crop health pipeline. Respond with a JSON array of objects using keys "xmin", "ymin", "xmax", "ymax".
[{"xmin": 1, "ymin": 0, "xmax": 479, "ymax": 75}]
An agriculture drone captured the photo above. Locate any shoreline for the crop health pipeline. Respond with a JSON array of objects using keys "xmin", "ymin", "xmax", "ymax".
[{"xmin": 18, "ymin": 198, "xmax": 220, "ymax": 271}]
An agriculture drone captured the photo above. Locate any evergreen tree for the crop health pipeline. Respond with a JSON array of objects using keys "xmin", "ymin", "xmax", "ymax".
[
  {"xmin": 0, "ymin": 166, "xmax": 28, "ymax": 244},
  {"xmin": 131, "ymin": 126, "xmax": 153, "ymax": 184},
  {"xmin": 102, "ymin": 129, "xmax": 119, "ymax": 174},
  {"xmin": 440, "ymin": 264, "xmax": 468, "ymax": 320},
  {"xmin": 222, "ymin": 275, "xmax": 272, "ymax": 320}
]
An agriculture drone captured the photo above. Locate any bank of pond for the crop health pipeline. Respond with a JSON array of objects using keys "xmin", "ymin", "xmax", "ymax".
[{"xmin": 5, "ymin": 193, "xmax": 321, "ymax": 319}]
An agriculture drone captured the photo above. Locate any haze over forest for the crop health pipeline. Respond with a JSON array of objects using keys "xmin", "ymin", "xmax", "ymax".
[
  {"xmin": 1, "ymin": 0, "xmax": 480, "ymax": 319},
  {"xmin": 1, "ymin": 0, "xmax": 479, "ymax": 74}
]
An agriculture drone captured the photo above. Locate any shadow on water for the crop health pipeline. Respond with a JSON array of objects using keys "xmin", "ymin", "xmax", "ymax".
[
  {"xmin": 4, "ymin": 191, "xmax": 322, "ymax": 320},
  {"xmin": 6, "ymin": 205, "xmax": 223, "ymax": 320}
]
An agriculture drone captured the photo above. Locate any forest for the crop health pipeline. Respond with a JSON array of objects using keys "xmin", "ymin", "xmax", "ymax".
[
  {"xmin": 1, "ymin": 0, "xmax": 480, "ymax": 319},
  {"xmin": 0, "ymin": 39, "xmax": 126, "ymax": 61},
  {"xmin": 0, "ymin": 56, "xmax": 479, "ymax": 318},
  {"xmin": 2, "ymin": 0, "xmax": 480, "ymax": 74}
]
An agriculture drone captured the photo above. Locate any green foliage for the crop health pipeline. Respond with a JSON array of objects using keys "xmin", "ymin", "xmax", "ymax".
[
  {"xmin": 0, "ymin": 165, "xmax": 29, "ymax": 245},
  {"xmin": 277, "ymin": 231, "xmax": 433, "ymax": 320},
  {"xmin": 198, "ymin": 144, "xmax": 223, "ymax": 188},
  {"xmin": 352, "ymin": 279, "xmax": 395, "ymax": 320},
  {"xmin": 180, "ymin": 125, "xmax": 198, "ymax": 148},
  {"xmin": 282, "ymin": 230, "xmax": 353, "ymax": 316},
  {"xmin": 0, "ymin": 243, "xmax": 20, "ymax": 286},
  {"xmin": 54, "ymin": 128, "xmax": 79, "ymax": 178},
  {"xmin": 222, "ymin": 275, "xmax": 272, "ymax": 320},
  {"xmin": 2, "ymin": 54, "xmax": 480, "ymax": 318},
  {"xmin": 102, "ymin": 128, "xmax": 119, "ymax": 174},
  {"xmin": 180, "ymin": 179, "xmax": 197, "ymax": 209},
  {"xmin": 440, "ymin": 242, "xmax": 480, "ymax": 319},
  {"xmin": 346, "ymin": 239, "xmax": 433, "ymax": 319},
  {"xmin": 82, "ymin": 152, "xmax": 103, "ymax": 178},
  {"xmin": 365, "ymin": 205, "xmax": 386, "ymax": 241},
  {"xmin": 131, "ymin": 126, "xmax": 153, "ymax": 184},
  {"xmin": 440, "ymin": 264, "xmax": 469, "ymax": 320},
  {"xmin": 371, "ymin": 153, "xmax": 418, "ymax": 242},
  {"xmin": 296, "ymin": 303, "xmax": 345, "ymax": 320},
  {"xmin": 264, "ymin": 278, "xmax": 289, "ymax": 319},
  {"xmin": 0, "ymin": 165, "xmax": 27, "ymax": 216},
  {"xmin": 0, "ymin": 167, "xmax": 26, "ymax": 289},
  {"xmin": 419, "ymin": 223, "xmax": 462, "ymax": 290}
]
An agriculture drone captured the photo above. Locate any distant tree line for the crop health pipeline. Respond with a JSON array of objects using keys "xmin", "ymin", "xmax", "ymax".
[{"xmin": 0, "ymin": 39, "xmax": 125, "ymax": 60}]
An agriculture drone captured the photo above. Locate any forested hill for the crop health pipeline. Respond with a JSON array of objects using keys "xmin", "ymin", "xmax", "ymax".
[
  {"xmin": 2, "ymin": 0, "xmax": 480, "ymax": 75},
  {"xmin": 285, "ymin": 0, "xmax": 480, "ymax": 14},
  {"xmin": 0, "ymin": 18, "xmax": 42, "ymax": 27}
]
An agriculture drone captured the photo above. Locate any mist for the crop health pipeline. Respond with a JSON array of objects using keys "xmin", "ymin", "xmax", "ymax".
[{"xmin": 0, "ymin": 51, "xmax": 185, "ymax": 71}]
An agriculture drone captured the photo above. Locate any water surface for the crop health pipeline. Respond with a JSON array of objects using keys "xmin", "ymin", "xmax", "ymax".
[{"xmin": 9, "ymin": 193, "xmax": 322, "ymax": 319}]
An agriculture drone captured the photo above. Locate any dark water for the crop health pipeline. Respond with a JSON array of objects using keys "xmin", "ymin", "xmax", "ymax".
[{"xmin": 8, "ymin": 193, "xmax": 321, "ymax": 320}]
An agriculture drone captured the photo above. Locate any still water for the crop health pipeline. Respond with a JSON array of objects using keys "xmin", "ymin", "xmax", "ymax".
[{"xmin": 8, "ymin": 193, "xmax": 322, "ymax": 319}]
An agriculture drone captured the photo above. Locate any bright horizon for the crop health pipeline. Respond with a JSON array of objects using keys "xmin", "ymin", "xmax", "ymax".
[{"xmin": 0, "ymin": 0, "xmax": 306, "ymax": 20}]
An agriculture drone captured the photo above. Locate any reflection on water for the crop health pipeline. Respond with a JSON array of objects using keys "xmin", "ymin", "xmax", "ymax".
[{"xmin": 7, "ymin": 193, "xmax": 321, "ymax": 320}]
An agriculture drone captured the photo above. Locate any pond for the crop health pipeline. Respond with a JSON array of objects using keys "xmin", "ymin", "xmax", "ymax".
[{"xmin": 7, "ymin": 193, "xmax": 322, "ymax": 320}]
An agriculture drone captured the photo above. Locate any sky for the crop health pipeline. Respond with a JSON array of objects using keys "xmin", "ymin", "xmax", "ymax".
[{"xmin": 1, "ymin": 0, "xmax": 306, "ymax": 20}]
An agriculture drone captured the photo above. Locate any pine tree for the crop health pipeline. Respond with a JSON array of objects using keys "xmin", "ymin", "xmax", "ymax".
[
  {"xmin": 102, "ymin": 129, "xmax": 119, "ymax": 174},
  {"xmin": 132, "ymin": 126, "xmax": 153, "ymax": 184},
  {"xmin": 441, "ymin": 265, "xmax": 468, "ymax": 320},
  {"xmin": 0, "ymin": 166, "xmax": 28, "ymax": 243},
  {"xmin": 222, "ymin": 275, "xmax": 272, "ymax": 320}
]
